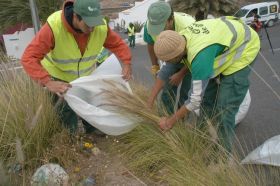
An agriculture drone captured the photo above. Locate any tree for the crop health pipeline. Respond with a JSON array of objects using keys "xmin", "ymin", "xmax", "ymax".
[
  {"xmin": 0, "ymin": 0, "xmax": 63, "ymax": 32},
  {"xmin": 170, "ymin": 0, "xmax": 239, "ymax": 20}
]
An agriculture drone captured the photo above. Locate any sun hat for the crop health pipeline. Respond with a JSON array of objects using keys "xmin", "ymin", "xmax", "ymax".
[{"xmin": 154, "ymin": 30, "xmax": 186, "ymax": 61}]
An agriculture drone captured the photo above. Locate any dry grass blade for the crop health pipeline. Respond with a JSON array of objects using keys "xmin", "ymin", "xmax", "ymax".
[
  {"xmin": 206, "ymin": 119, "xmax": 219, "ymax": 143},
  {"xmin": 0, "ymin": 161, "xmax": 8, "ymax": 185},
  {"xmin": 0, "ymin": 97, "xmax": 11, "ymax": 144},
  {"xmin": 26, "ymin": 104, "xmax": 43, "ymax": 131},
  {"xmin": 15, "ymin": 137, "xmax": 25, "ymax": 164},
  {"xmin": 101, "ymin": 81, "xmax": 161, "ymax": 124}
]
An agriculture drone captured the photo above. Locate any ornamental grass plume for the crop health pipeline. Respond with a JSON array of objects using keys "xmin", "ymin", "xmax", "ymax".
[{"xmin": 102, "ymin": 80, "xmax": 275, "ymax": 185}]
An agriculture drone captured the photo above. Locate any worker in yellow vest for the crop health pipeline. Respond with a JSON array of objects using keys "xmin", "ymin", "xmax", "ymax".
[
  {"xmin": 153, "ymin": 17, "xmax": 260, "ymax": 152},
  {"xmin": 21, "ymin": 0, "xmax": 132, "ymax": 134},
  {"xmin": 127, "ymin": 22, "xmax": 135, "ymax": 48},
  {"xmin": 144, "ymin": 1, "xmax": 195, "ymax": 114}
]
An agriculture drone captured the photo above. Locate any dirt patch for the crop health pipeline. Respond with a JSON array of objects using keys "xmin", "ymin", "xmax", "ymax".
[{"xmin": 63, "ymin": 134, "xmax": 148, "ymax": 185}]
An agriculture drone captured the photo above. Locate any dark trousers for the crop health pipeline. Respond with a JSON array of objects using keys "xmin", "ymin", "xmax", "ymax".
[
  {"xmin": 128, "ymin": 35, "xmax": 135, "ymax": 47},
  {"xmin": 53, "ymin": 94, "xmax": 96, "ymax": 134},
  {"xmin": 201, "ymin": 65, "xmax": 251, "ymax": 152},
  {"xmin": 160, "ymin": 73, "xmax": 192, "ymax": 115}
]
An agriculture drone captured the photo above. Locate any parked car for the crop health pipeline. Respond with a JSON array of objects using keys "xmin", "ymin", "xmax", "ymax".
[{"xmin": 234, "ymin": 1, "xmax": 279, "ymax": 27}]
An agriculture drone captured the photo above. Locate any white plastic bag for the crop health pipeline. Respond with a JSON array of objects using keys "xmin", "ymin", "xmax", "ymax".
[
  {"xmin": 64, "ymin": 55, "xmax": 139, "ymax": 135},
  {"xmin": 174, "ymin": 85, "xmax": 251, "ymax": 125},
  {"xmin": 241, "ymin": 135, "xmax": 280, "ymax": 166},
  {"xmin": 235, "ymin": 90, "xmax": 251, "ymax": 125}
]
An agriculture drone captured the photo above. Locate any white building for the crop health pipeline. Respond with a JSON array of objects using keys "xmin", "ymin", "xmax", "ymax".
[
  {"xmin": 115, "ymin": 0, "xmax": 167, "ymax": 28},
  {"xmin": 3, "ymin": 28, "xmax": 34, "ymax": 59}
]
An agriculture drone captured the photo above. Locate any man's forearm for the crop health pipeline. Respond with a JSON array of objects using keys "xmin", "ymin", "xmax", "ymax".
[
  {"xmin": 104, "ymin": 27, "xmax": 132, "ymax": 65},
  {"xmin": 169, "ymin": 105, "xmax": 189, "ymax": 124},
  {"xmin": 147, "ymin": 44, "xmax": 158, "ymax": 66},
  {"xmin": 21, "ymin": 23, "xmax": 54, "ymax": 85},
  {"xmin": 148, "ymin": 78, "xmax": 165, "ymax": 104},
  {"xmin": 178, "ymin": 66, "xmax": 189, "ymax": 76}
]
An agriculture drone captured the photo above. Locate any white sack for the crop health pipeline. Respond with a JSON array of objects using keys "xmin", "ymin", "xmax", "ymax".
[
  {"xmin": 241, "ymin": 135, "xmax": 280, "ymax": 166},
  {"xmin": 235, "ymin": 90, "xmax": 251, "ymax": 125},
  {"xmin": 64, "ymin": 54, "xmax": 139, "ymax": 136}
]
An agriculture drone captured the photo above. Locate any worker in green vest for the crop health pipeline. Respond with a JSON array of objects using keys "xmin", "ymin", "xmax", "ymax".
[
  {"xmin": 21, "ymin": 0, "xmax": 132, "ymax": 134},
  {"xmin": 127, "ymin": 22, "xmax": 135, "ymax": 48},
  {"xmin": 153, "ymin": 16, "xmax": 260, "ymax": 152},
  {"xmin": 144, "ymin": 1, "xmax": 195, "ymax": 114}
]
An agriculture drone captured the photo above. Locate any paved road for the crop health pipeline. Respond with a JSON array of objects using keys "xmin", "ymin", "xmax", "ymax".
[{"xmin": 129, "ymin": 23, "xmax": 280, "ymax": 156}]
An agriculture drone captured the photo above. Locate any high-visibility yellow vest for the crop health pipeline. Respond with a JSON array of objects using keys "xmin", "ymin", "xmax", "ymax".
[
  {"xmin": 180, "ymin": 16, "xmax": 260, "ymax": 77},
  {"xmin": 41, "ymin": 11, "xmax": 108, "ymax": 82},
  {"xmin": 148, "ymin": 12, "xmax": 195, "ymax": 41},
  {"xmin": 127, "ymin": 26, "xmax": 135, "ymax": 36},
  {"xmin": 96, "ymin": 47, "xmax": 109, "ymax": 63}
]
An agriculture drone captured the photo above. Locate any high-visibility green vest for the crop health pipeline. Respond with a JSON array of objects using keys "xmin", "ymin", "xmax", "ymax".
[
  {"xmin": 41, "ymin": 11, "xmax": 108, "ymax": 82},
  {"xmin": 180, "ymin": 16, "xmax": 260, "ymax": 77},
  {"xmin": 148, "ymin": 12, "xmax": 195, "ymax": 41},
  {"xmin": 127, "ymin": 26, "xmax": 135, "ymax": 36}
]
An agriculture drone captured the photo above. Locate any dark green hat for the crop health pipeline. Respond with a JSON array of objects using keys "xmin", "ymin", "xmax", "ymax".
[{"xmin": 73, "ymin": 0, "xmax": 104, "ymax": 27}]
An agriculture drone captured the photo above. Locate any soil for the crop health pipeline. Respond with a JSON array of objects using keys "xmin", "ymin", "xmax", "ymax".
[{"xmin": 64, "ymin": 134, "xmax": 149, "ymax": 186}]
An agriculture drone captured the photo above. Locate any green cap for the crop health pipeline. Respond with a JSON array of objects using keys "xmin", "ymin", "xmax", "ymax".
[
  {"xmin": 73, "ymin": 0, "xmax": 104, "ymax": 27},
  {"xmin": 147, "ymin": 1, "xmax": 171, "ymax": 36}
]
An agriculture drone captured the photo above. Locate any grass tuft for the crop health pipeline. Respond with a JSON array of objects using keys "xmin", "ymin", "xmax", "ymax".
[{"xmin": 103, "ymin": 80, "xmax": 278, "ymax": 185}]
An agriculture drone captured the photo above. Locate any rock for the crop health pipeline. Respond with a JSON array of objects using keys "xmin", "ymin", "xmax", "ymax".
[{"xmin": 30, "ymin": 163, "xmax": 69, "ymax": 186}]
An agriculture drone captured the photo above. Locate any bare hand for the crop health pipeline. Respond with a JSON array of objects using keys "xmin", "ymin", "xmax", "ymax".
[
  {"xmin": 122, "ymin": 64, "xmax": 132, "ymax": 81},
  {"xmin": 169, "ymin": 72, "xmax": 184, "ymax": 86},
  {"xmin": 159, "ymin": 117, "xmax": 174, "ymax": 131},
  {"xmin": 45, "ymin": 80, "xmax": 72, "ymax": 97}
]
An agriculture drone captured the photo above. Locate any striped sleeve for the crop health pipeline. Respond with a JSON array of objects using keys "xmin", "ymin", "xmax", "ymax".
[{"xmin": 184, "ymin": 79, "xmax": 209, "ymax": 112}]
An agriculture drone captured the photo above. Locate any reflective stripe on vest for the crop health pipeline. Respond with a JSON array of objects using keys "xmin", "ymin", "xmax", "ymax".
[
  {"xmin": 181, "ymin": 16, "xmax": 260, "ymax": 77},
  {"xmin": 41, "ymin": 11, "xmax": 108, "ymax": 82},
  {"xmin": 44, "ymin": 55, "xmax": 95, "ymax": 75},
  {"xmin": 45, "ymin": 54, "xmax": 97, "ymax": 64},
  {"xmin": 213, "ymin": 17, "xmax": 252, "ymax": 77},
  {"xmin": 148, "ymin": 12, "xmax": 195, "ymax": 41}
]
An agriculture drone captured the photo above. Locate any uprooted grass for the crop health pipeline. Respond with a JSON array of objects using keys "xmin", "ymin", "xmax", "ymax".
[
  {"xmin": 0, "ymin": 57, "xmax": 77, "ymax": 184},
  {"xmin": 102, "ymin": 80, "xmax": 278, "ymax": 185}
]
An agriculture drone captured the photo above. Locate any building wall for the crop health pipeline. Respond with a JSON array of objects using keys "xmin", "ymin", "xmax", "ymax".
[
  {"xmin": 3, "ymin": 28, "xmax": 34, "ymax": 59},
  {"xmin": 115, "ymin": 0, "xmax": 161, "ymax": 29}
]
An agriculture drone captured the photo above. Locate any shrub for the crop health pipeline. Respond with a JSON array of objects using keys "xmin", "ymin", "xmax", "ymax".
[{"xmin": 133, "ymin": 21, "xmax": 144, "ymax": 33}]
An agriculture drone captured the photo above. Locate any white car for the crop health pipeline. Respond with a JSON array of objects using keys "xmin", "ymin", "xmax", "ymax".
[{"xmin": 234, "ymin": 1, "xmax": 279, "ymax": 27}]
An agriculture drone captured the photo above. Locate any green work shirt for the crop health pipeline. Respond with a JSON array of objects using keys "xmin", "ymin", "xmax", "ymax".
[
  {"xmin": 191, "ymin": 44, "xmax": 225, "ymax": 80},
  {"xmin": 143, "ymin": 23, "xmax": 155, "ymax": 45}
]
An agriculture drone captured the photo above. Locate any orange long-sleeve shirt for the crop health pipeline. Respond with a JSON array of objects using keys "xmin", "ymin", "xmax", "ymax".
[{"xmin": 21, "ymin": 1, "xmax": 131, "ymax": 85}]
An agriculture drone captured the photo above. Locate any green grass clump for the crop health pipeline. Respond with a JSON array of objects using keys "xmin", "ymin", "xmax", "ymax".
[{"xmin": 0, "ymin": 60, "xmax": 62, "ymax": 174}]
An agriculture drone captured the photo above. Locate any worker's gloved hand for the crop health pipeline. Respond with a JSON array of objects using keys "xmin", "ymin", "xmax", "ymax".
[
  {"xmin": 45, "ymin": 80, "xmax": 72, "ymax": 97},
  {"xmin": 122, "ymin": 64, "xmax": 132, "ymax": 81},
  {"xmin": 150, "ymin": 65, "xmax": 160, "ymax": 76}
]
